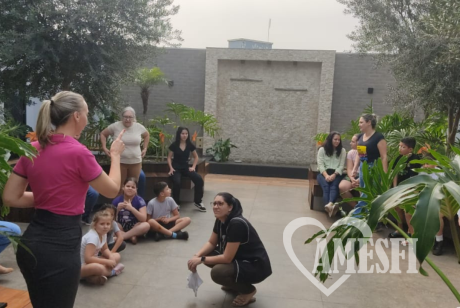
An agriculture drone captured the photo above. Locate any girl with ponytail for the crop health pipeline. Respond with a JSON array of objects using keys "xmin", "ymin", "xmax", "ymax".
[{"xmin": 2, "ymin": 91, "xmax": 126, "ymax": 308}]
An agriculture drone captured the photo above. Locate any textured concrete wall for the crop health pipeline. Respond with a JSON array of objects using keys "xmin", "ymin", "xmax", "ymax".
[
  {"xmin": 331, "ymin": 53, "xmax": 396, "ymax": 134},
  {"xmin": 204, "ymin": 48, "xmax": 336, "ymax": 165},
  {"xmin": 120, "ymin": 48, "xmax": 206, "ymax": 123}
]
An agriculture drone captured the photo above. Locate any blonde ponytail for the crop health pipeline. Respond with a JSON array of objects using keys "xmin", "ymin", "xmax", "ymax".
[
  {"xmin": 35, "ymin": 91, "xmax": 85, "ymax": 149},
  {"xmin": 36, "ymin": 100, "xmax": 54, "ymax": 148}
]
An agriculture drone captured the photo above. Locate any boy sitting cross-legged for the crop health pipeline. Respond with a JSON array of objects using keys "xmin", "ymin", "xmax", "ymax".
[{"xmin": 147, "ymin": 182, "xmax": 191, "ymax": 241}]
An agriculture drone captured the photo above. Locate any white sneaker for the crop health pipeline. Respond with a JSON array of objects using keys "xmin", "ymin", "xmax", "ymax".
[
  {"xmin": 331, "ymin": 203, "xmax": 340, "ymax": 217},
  {"xmin": 324, "ymin": 202, "xmax": 334, "ymax": 217}
]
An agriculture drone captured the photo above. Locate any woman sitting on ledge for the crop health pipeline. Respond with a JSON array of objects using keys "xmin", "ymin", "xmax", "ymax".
[
  {"xmin": 187, "ymin": 193, "xmax": 272, "ymax": 307},
  {"xmin": 338, "ymin": 134, "xmax": 361, "ymax": 209},
  {"xmin": 167, "ymin": 127, "xmax": 205, "ymax": 212},
  {"xmin": 316, "ymin": 131, "xmax": 346, "ymax": 217}
]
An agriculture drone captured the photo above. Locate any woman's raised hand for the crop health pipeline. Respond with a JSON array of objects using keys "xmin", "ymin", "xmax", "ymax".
[{"xmin": 110, "ymin": 130, "xmax": 126, "ymax": 156}]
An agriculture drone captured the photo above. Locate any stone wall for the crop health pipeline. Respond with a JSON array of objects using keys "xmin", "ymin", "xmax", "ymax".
[
  {"xmin": 330, "ymin": 53, "xmax": 396, "ymax": 134},
  {"xmin": 118, "ymin": 48, "xmax": 400, "ymax": 165},
  {"xmin": 204, "ymin": 48, "xmax": 335, "ymax": 165},
  {"xmin": 120, "ymin": 48, "xmax": 206, "ymax": 123}
]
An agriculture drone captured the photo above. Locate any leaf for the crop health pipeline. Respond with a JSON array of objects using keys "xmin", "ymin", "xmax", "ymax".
[{"xmin": 411, "ymin": 181, "xmax": 444, "ymax": 265}]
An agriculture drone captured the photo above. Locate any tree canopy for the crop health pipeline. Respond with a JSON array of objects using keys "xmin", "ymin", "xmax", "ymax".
[
  {"xmin": 338, "ymin": 0, "xmax": 460, "ymax": 146},
  {"xmin": 0, "ymin": 0, "xmax": 182, "ymax": 114}
]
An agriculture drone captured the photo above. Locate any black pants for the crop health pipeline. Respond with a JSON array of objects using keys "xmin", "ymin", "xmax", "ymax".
[
  {"xmin": 170, "ymin": 168, "xmax": 203, "ymax": 204},
  {"xmin": 108, "ymin": 241, "xmax": 126, "ymax": 252},
  {"xmin": 16, "ymin": 209, "xmax": 82, "ymax": 308}
]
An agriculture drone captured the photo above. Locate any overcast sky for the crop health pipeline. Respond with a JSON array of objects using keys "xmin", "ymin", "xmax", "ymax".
[{"xmin": 170, "ymin": 0, "xmax": 359, "ymax": 51}]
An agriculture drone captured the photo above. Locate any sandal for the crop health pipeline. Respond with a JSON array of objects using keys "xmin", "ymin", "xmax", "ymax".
[
  {"xmin": 232, "ymin": 289, "xmax": 257, "ymax": 307},
  {"xmin": 232, "ymin": 297, "xmax": 256, "ymax": 307}
]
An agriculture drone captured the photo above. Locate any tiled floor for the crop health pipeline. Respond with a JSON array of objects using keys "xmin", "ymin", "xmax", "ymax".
[{"xmin": 1, "ymin": 174, "xmax": 460, "ymax": 308}]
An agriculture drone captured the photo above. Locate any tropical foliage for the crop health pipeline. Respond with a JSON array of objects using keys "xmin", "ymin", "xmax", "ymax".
[
  {"xmin": 135, "ymin": 67, "xmax": 169, "ymax": 123},
  {"xmin": 0, "ymin": 0, "xmax": 182, "ymax": 118},
  {"xmin": 206, "ymin": 138, "xmax": 237, "ymax": 162},
  {"xmin": 306, "ymin": 148, "xmax": 460, "ymax": 302},
  {"xmin": 337, "ymin": 0, "xmax": 460, "ymax": 148}
]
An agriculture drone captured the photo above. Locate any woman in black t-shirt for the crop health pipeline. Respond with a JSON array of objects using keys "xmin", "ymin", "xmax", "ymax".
[
  {"xmin": 187, "ymin": 193, "xmax": 272, "ymax": 306},
  {"xmin": 167, "ymin": 127, "xmax": 206, "ymax": 211},
  {"xmin": 355, "ymin": 114, "xmax": 387, "ymax": 216}
]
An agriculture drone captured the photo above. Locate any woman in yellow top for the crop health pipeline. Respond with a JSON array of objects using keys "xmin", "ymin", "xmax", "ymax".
[
  {"xmin": 316, "ymin": 132, "xmax": 346, "ymax": 217},
  {"xmin": 101, "ymin": 107, "xmax": 149, "ymax": 188}
]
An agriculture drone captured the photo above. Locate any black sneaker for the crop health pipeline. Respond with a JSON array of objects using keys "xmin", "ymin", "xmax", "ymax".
[
  {"xmin": 374, "ymin": 222, "xmax": 385, "ymax": 233},
  {"xmin": 154, "ymin": 232, "xmax": 164, "ymax": 242},
  {"xmin": 389, "ymin": 231, "xmax": 404, "ymax": 238},
  {"xmin": 432, "ymin": 240, "xmax": 444, "ymax": 256},
  {"xmin": 194, "ymin": 203, "xmax": 206, "ymax": 212},
  {"xmin": 176, "ymin": 231, "xmax": 189, "ymax": 240}
]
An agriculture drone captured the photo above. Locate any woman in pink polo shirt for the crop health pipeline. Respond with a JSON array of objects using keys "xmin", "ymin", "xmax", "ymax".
[{"xmin": 2, "ymin": 91, "xmax": 125, "ymax": 308}]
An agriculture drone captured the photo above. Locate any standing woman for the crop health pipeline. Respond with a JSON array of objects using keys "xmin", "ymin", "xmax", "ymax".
[
  {"xmin": 167, "ymin": 127, "xmax": 205, "ymax": 212},
  {"xmin": 2, "ymin": 91, "xmax": 125, "ymax": 308},
  {"xmin": 188, "ymin": 193, "xmax": 272, "ymax": 307},
  {"xmin": 355, "ymin": 114, "xmax": 387, "ymax": 214},
  {"xmin": 316, "ymin": 132, "xmax": 346, "ymax": 217},
  {"xmin": 100, "ymin": 106, "xmax": 149, "ymax": 188}
]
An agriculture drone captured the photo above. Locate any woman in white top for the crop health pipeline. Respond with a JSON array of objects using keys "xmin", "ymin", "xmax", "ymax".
[
  {"xmin": 338, "ymin": 134, "xmax": 361, "ymax": 208},
  {"xmin": 316, "ymin": 132, "xmax": 346, "ymax": 217},
  {"xmin": 101, "ymin": 107, "xmax": 150, "ymax": 188}
]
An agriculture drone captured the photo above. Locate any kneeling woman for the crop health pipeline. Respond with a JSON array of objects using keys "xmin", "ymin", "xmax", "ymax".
[{"xmin": 187, "ymin": 193, "xmax": 271, "ymax": 307}]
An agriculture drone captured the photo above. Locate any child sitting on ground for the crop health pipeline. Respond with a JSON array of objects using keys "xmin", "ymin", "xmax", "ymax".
[
  {"xmin": 98, "ymin": 204, "xmax": 126, "ymax": 253},
  {"xmin": 147, "ymin": 182, "xmax": 191, "ymax": 241},
  {"xmin": 112, "ymin": 177, "xmax": 150, "ymax": 244},
  {"xmin": 389, "ymin": 137, "xmax": 421, "ymax": 239},
  {"xmin": 80, "ymin": 211, "xmax": 125, "ymax": 285}
]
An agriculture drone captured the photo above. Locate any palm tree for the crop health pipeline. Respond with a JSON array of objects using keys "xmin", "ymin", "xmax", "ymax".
[{"xmin": 134, "ymin": 67, "xmax": 169, "ymax": 124}]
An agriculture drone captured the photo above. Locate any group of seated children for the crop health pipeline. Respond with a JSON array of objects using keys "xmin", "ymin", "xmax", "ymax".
[{"xmin": 80, "ymin": 179, "xmax": 191, "ymax": 285}]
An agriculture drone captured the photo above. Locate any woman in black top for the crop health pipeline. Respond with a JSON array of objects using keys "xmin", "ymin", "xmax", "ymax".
[
  {"xmin": 188, "ymin": 192, "xmax": 272, "ymax": 306},
  {"xmin": 167, "ymin": 127, "xmax": 205, "ymax": 211},
  {"xmin": 355, "ymin": 114, "xmax": 387, "ymax": 216}
]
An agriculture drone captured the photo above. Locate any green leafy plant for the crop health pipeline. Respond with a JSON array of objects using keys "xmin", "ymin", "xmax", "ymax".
[
  {"xmin": 165, "ymin": 102, "xmax": 220, "ymax": 138},
  {"xmin": 306, "ymin": 150, "xmax": 460, "ymax": 303},
  {"xmin": 0, "ymin": 133, "xmax": 36, "ymax": 217},
  {"xmin": 135, "ymin": 67, "xmax": 169, "ymax": 123},
  {"xmin": 313, "ymin": 133, "xmax": 328, "ymax": 146},
  {"xmin": 206, "ymin": 138, "xmax": 237, "ymax": 162}
]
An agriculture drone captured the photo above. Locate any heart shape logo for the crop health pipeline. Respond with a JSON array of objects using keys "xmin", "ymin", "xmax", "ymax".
[{"xmin": 283, "ymin": 217, "xmax": 372, "ymax": 296}]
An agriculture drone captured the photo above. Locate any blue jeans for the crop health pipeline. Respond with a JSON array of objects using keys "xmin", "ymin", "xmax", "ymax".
[
  {"xmin": 354, "ymin": 162, "xmax": 374, "ymax": 216},
  {"xmin": 137, "ymin": 169, "xmax": 146, "ymax": 200},
  {"xmin": 316, "ymin": 174, "xmax": 343, "ymax": 205},
  {"xmin": 0, "ymin": 221, "xmax": 21, "ymax": 254},
  {"xmin": 83, "ymin": 186, "xmax": 99, "ymax": 221}
]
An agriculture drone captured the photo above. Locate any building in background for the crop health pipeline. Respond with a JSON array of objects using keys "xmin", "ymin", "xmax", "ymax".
[{"xmin": 228, "ymin": 38, "xmax": 273, "ymax": 50}]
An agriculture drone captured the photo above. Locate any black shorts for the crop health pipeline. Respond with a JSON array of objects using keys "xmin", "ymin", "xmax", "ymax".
[
  {"xmin": 159, "ymin": 221, "xmax": 176, "ymax": 230},
  {"xmin": 120, "ymin": 221, "xmax": 136, "ymax": 232}
]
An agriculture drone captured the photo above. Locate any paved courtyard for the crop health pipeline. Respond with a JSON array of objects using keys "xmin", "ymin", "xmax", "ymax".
[{"xmin": 1, "ymin": 174, "xmax": 460, "ymax": 308}]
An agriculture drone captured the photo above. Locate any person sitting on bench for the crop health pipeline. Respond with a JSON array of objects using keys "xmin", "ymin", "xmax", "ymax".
[{"xmin": 167, "ymin": 127, "xmax": 206, "ymax": 212}]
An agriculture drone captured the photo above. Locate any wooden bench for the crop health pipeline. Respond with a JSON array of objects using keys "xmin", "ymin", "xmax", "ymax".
[
  {"xmin": 0, "ymin": 286, "xmax": 32, "ymax": 308},
  {"xmin": 308, "ymin": 164, "xmax": 359, "ymax": 211}
]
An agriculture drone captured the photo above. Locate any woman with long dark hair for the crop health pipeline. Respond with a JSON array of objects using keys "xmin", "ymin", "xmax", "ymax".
[
  {"xmin": 2, "ymin": 91, "xmax": 125, "ymax": 308},
  {"xmin": 188, "ymin": 192, "xmax": 271, "ymax": 306},
  {"xmin": 316, "ymin": 131, "xmax": 346, "ymax": 217},
  {"xmin": 167, "ymin": 127, "xmax": 205, "ymax": 212}
]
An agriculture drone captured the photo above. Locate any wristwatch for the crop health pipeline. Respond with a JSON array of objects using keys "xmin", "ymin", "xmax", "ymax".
[{"xmin": 201, "ymin": 256, "xmax": 206, "ymax": 263}]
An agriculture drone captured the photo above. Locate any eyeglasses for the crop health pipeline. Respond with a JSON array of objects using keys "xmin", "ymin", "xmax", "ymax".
[
  {"xmin": 210, "ymin": 201, "xmax": 225, "ymax": 207},
  {"xmin": 123, "ymin": 116, "xmax": 134, "ymax": 121}
]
